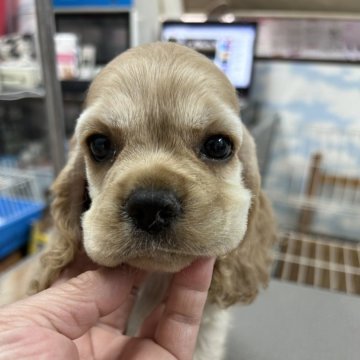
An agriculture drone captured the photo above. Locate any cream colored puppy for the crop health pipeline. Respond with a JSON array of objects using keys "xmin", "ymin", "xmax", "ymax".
[{"xmin": 8, "ymin": 42, "xmax": 276, "ymax": 359}]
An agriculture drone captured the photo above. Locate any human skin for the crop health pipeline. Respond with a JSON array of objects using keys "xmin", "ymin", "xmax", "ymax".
[{"xmin": 0, "ymin": 257, "xmax": 215, "ymax": 360}]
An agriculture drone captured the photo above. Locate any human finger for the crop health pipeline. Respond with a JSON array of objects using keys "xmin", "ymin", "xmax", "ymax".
[
  {"xmin": 53, "ymin": 250, "xmax": 99, "ymax": 286},
  {"xmin": 154, "ymin": 257, "xmax": 215, "ymax": 359},
  {"xmin": 99, "ymin": 269, "xmax": 147, "ymax": 331},
  {"xmin": 137, "ymin": 302, "xmax": 165, "ymax": 338},
  {"xmin": 0, "ymin": 266, "xmax": 137, "ymax": 340}
]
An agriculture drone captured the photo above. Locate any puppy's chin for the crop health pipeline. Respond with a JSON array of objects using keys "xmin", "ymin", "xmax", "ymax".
[
  {"xmin": 84, "ymin": 238, "xmax": 196, "ymax": 272},
  {"xmin": 126, "ymin": 253, "xmax": 196, "ymax": 272}
]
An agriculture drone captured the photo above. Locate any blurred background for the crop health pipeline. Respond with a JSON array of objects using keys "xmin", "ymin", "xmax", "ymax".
[{"xmin": 0, "ymin": 1, "xmax": 359, "ymax": 358}]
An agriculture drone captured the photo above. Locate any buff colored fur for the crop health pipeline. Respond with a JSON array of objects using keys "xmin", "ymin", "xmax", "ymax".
[{"xmin": 2, "ymin": 42, "xmax": 276, "ymax": 359}]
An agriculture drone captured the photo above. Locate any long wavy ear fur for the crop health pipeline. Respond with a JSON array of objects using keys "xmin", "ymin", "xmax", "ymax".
[
  {"xmin": 30, "ymin": 142, "xmax": 87, "ymax": 293},
  {"xmin": 209, "ymin": 127, "xmax": 277, "ymax": 308},
  {"xmin": 30, "ymin": 123, "xmax": 275, "ymax": 300}
]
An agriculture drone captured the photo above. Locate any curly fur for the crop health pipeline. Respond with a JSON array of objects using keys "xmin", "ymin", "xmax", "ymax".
[
  {"xmin": 26, "ymin": 42, "xmax": 277, "ymax": 358},
  {"xmin": 210, "ymin": 127, "xmax": 277, "ymax": 307},
  {"xmin": 30, "ymin": 145, "xmax": 86, "ymax": 293}
]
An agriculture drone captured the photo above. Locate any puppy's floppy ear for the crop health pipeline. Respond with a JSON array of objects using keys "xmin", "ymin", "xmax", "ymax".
[
  {"xmin": 209, "ymin": 127, "xmax": 277, "ymax": 308},
  {"xmin": 30, "ymin": 140, "xmax": 88, "ymax": 292}
]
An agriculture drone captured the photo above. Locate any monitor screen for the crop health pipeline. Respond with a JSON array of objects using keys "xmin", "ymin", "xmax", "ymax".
[{"xmin": 161, "ymin": 22, "xmax": 257, "ymax": 93}]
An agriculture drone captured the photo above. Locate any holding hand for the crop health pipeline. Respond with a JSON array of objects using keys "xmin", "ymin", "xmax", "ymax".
[{"xmin": 0, "ymin": 257, "xmax": 215, "ymax": 360}]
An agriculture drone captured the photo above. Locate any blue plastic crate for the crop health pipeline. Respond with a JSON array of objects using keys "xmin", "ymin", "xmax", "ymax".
[
  {"xmin": 0, "ymin": 197, "xmax": 45, "ymax": 260},
  {"xmin": 53, "ymin": 0, "xmax": 133, "ymax": 7}
]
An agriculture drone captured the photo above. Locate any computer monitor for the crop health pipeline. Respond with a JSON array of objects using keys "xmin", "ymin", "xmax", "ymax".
[{"xmin": 161, "ymin": 21, "xmax": 257, "ymax": 95}]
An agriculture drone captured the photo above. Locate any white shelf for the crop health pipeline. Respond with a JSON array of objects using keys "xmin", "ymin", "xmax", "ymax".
[{"xmin": 0, "ymin": 89, "xmax": 45, "ymax": 101}]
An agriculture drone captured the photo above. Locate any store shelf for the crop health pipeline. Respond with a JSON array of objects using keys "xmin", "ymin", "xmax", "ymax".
[
  {"xmin": 0, "ymin": 0, "xmax": 66, "ymax": 176},
  {"xmin": 0, "ymin": 89, "xmax": 45, "ymax": 101}
]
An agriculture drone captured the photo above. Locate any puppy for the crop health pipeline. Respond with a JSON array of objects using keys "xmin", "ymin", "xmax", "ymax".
[{"xmin": 27, "ymin": 42, "xmax": 276, "ymax": 359}]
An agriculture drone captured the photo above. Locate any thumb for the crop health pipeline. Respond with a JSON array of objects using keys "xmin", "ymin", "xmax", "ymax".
[{"xmin": 0, "ymin": 267, "xmax": 137, "ymax": 339}]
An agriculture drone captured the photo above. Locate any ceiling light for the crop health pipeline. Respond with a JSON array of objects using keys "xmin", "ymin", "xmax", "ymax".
[
  {"xmin": 180, "ymin": 13, "xmax": 208, "ymax": 23},
  {"xmin": 220, "ymin": 13, "xmax": 236, "ymax": 23}
]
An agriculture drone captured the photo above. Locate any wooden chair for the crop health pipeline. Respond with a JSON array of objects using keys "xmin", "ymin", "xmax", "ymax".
[{"xmin": 298, "ymin": 152, "xmax": 360, "ymax": 234}]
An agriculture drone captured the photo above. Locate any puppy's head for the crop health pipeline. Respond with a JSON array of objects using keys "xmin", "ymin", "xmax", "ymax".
[
  {"xmin": 72, "ymin": 42, "xmax": 253, "ymax": 272},
  {"xmin": 49, "ymin": 43, "xmax": 274, "ymax": 304}
]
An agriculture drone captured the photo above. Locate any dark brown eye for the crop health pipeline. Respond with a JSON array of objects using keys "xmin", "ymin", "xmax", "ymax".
[
  {"xmin": 87, "ymin": 134, "xmax": 114, "ymax": 162},
  {"xmin": 201, "ymin": 135, "xmax": 233, "ymax": 160}
]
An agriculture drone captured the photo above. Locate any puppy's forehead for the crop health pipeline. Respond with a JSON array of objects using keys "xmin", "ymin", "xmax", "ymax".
[{"xmin": 82, "ymin": 43, "xmax": 240, "ymax": 130}]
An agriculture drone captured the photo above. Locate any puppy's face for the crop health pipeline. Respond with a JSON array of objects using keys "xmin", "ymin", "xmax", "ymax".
[{"xmin": 76, "ymin": 43, "xmax": 252, "ymax": 272}]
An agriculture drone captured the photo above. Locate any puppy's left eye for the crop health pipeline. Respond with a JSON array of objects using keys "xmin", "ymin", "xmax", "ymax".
[
  {"xmin": 201, "ymin": 135, "xmax": 233, "ymax": 160},
  {"xmin": 87, "ymin": 134, "xmax": 114, "ymax": 162}
]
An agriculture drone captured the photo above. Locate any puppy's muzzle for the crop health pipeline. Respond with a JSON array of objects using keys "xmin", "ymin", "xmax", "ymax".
[{"xmin": 125, "ymin": 188, "xmax": 182, "ymax": 235}]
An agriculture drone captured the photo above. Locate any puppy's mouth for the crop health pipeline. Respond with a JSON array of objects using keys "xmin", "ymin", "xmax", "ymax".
[
  {"xmin": 120, "ymin": 187, "xmax": 196, "ymax": 272},
  {"xmin": 125, "ymin": 251, "xmax": 197, "ymax": 272},
  {"xmin": 83, "ymin": 180, "xmax": 251, "ymax": 271}
]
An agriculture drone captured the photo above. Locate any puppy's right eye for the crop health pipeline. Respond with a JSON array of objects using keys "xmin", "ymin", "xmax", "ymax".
[{"xmin": 87, "ymin": 134, "xmax": 114, "ymax": 162}]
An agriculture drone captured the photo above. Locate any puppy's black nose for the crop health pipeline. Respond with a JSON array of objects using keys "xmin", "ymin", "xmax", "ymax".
[{"xmin": 125, "ymin": 189, "xmax": 181, "ymax": 234}]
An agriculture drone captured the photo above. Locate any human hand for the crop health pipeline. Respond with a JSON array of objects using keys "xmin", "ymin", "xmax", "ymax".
[{"xmin": 0, "ymin": 257, "xmax": 215, "ymax": 360}]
